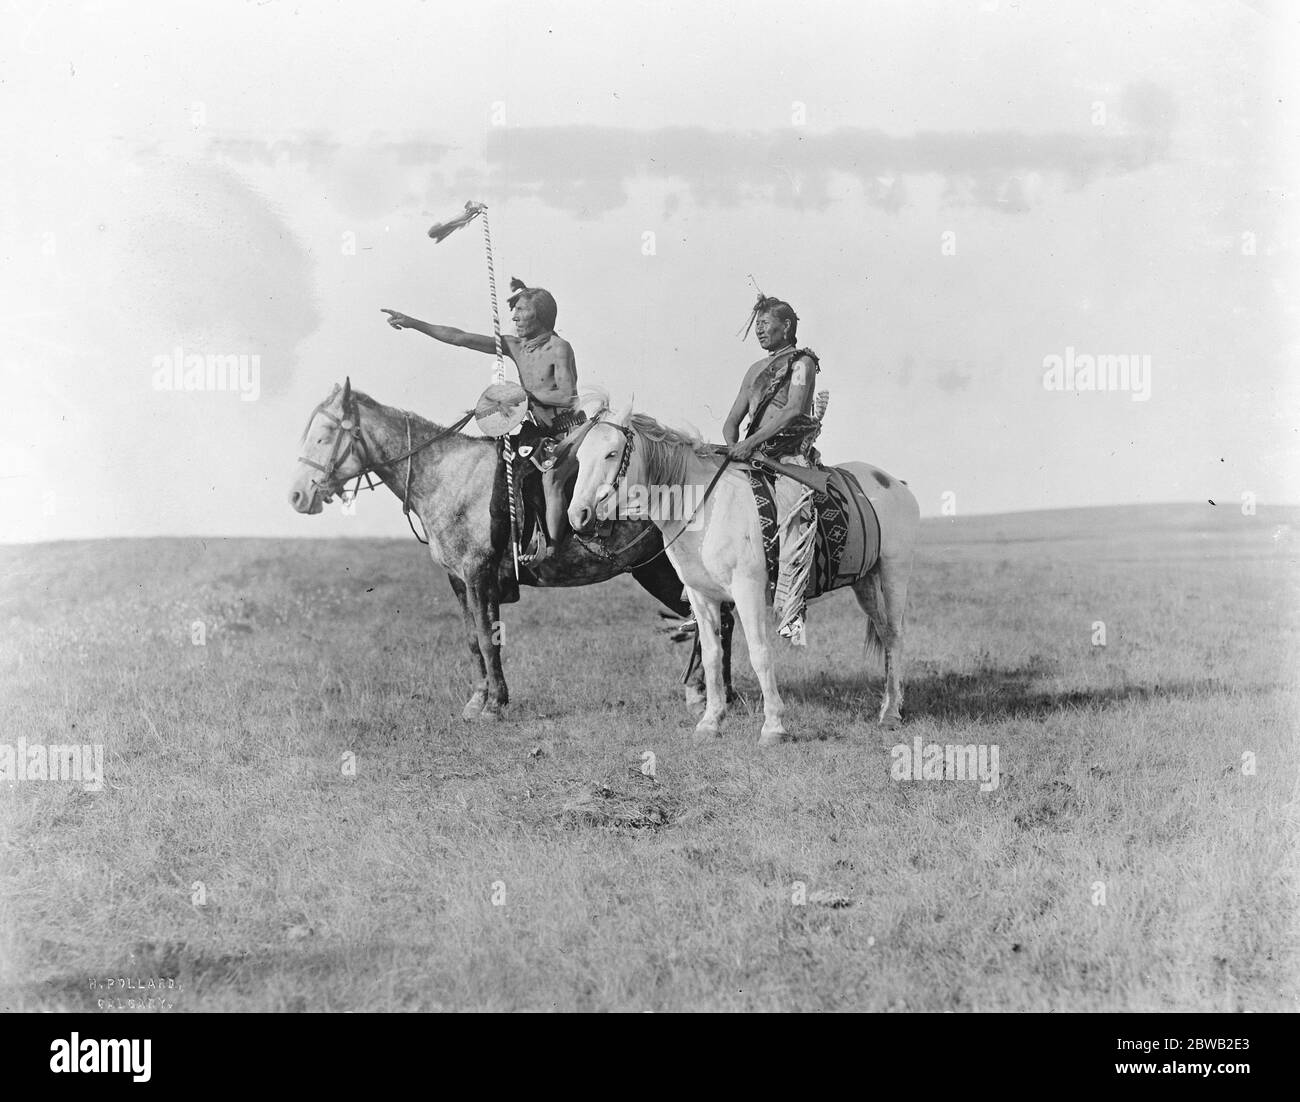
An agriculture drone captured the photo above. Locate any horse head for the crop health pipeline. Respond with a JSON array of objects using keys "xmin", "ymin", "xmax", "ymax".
[
  {"xmin": 567, "ymin": 398, "xmax": 636, "ymax": 535},
  {"xmin": 288, "ymin": 377, "xmax": 369, "ymax": 514}
]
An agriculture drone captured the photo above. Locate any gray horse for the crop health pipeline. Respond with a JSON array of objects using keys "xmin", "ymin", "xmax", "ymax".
[{"xmin": 289, "ymin": 379, "xmax": 733, "ymax": 718}]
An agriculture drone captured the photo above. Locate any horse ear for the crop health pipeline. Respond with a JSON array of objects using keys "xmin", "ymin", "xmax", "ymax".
[
  {"xmin": 611, "ymin": 399, "xmax": 633, "ymax": 426},
  {"xmin": 341, "ymin": 377, "xmax": 352, "ymax": 406}
]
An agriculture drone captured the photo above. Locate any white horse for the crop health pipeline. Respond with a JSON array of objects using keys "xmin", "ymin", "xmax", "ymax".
[{"xmin": 566, "ymin": 400, "xmax": 921, "ymax": 745}]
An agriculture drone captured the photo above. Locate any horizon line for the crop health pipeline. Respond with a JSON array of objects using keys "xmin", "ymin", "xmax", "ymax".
[{"xmin": 4, "ymin": 498, "xmax": 1296, "ymax": 549}]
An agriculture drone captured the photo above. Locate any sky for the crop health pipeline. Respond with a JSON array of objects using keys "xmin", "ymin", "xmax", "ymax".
[{"xmin": 1, "ymin": 0, "xmax": 1297, "ymax": 541}]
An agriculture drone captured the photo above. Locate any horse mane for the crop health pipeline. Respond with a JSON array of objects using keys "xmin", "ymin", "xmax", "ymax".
[
  {"xmin": 300, "ymin": 384, "xmax": 483, "ymax": 446},
  {"xmin": 577, "ymin": 387, "xmax": 610, "ymax": 419},
  {"xmin": 628, "ymin": 411, "xmax": 721, "ymax": 487},
  {"xmin": 352, "ymin": 390, "xmax": 447, "ymax": 438}
]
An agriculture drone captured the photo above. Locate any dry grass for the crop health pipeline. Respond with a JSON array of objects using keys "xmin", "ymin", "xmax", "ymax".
[{"xmin": 1, "ymin": 504, "xmax": 1296, "ymax": 1011}]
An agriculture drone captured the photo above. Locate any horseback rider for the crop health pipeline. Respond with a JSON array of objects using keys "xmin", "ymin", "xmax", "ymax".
[
  {"xmin": 723, "ymin": 293, "xmax": 823, "ymax": 642},
  {"xmin": 723, "ymin": 295, "xmax": 821, "ymax": 465},
  {"xmin": 381, "ymin": 281, "xmax": 579, "ymax": 562}
]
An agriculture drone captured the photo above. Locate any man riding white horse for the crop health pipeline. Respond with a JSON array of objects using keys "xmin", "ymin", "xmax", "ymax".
[
  {"xmin": 381, "ymin": 280, "xmax": 580, "ymax": 563},
  {"xmin": 722, "ymin": 293, "xmax": 823, "ymax": 643}
]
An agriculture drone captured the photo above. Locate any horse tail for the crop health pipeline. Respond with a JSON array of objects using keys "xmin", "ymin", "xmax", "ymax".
[
  {"xmin": 858, "ymin": 569, "xmax": 887, "ymax": 667},
  {"xmin": 865, "ymin": 616, "xmax": 884, "ymax": 666}
]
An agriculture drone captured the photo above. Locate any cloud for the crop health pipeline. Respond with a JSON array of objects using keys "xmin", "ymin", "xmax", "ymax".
[
  {"xmin": 201, "ymin": 82, "xmax": 1175, "ymax": 221},
  {"xmin": 4, "ymin": 148, "xmax": 319, "ymax": 397},
  {"xmin": 208, "ymin": 133, "xmax": 453, "ymax": 220},
  {"xmin": 200, "ymin": 80, "xmax": 1180, "ymax": 222},
  {"xmin": 464, "ymin": 100, "xmax": 1173, "ymax": 217}
]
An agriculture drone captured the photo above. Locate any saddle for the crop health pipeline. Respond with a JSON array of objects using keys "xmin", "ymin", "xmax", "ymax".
[
  {"xmin": 511, "ymin": 421, "xmax": 558, "ymax": 470},
  {"xmin": 747, "ymin": 462, "xmax": 881, "ymax": 600},
  {"xmin": 492, "ymin": 411, "xmax": 597, "ymax": 565}
]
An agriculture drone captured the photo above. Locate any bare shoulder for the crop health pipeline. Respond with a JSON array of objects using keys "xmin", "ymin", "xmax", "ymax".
[
  {"xmin": 790, "ymin": 349, "xmax": 818, "ymax": 386},
  {"xmin": 552, "ymin": 334, "xmax": 576, "ymax": 361}
]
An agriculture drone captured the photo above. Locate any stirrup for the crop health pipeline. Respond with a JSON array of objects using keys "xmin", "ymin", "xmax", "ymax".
[{"xmin": 518, "ymin": 528, "xmax": 551, "ymax": 565}]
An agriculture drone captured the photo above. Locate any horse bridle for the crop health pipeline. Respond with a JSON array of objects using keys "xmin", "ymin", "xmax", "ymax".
[
  {"xmin": 297, "ymin": 396, "xmax": 474, "ymax": 543},
  {"xmin": 567, "ymin": 412, "xmax": 647, "ymax": 564},
  {"xmin": 594, "ymin": 411, "xmax": 636, "ymax": 503},
  {"xmin": 571, "ymin": 411, "xmax": 732, "ymax": 570},
  {"xmin": 298, "ymin": 400, "xmax": 380, "ymax": 502},
  {"xmin": 298, "ymin": 400, "xmax": 727, "ymax": 563}
]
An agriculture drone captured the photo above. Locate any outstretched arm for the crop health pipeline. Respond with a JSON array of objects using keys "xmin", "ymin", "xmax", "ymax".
[{"xmin": 381, "ymin": 309, "xmax": 513, "ymax": 357}]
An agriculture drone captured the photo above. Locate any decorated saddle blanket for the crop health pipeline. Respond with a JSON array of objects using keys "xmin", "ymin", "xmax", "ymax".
[{"xmin": 748, "ymin": 465, "xmax": 881, "ymax": 599}]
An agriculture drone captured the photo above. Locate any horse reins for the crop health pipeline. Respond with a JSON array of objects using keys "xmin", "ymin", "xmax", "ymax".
[
  {"xmin": 572, "ymin": 412, "xmax": 734, "ymax": 571},
  {"xmin": 297, "ymin": 400, "xmax": 474, "ymax": 545},
  {"xmin": 300, "ymin": 402, "xmax": 734, "ymax": 563}
]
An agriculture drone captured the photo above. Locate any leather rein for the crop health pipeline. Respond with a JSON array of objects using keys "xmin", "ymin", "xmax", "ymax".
[
  {"xmin": 571, "ymin": 412, "xmax": 734, "ymax": 571},
  {"xmin": 297, "ymin": 399, "xmax": 474, "ymax": 544},
  {"xmin": 297, "ymin": 401, "xmax": 734, "ymax": 563}
]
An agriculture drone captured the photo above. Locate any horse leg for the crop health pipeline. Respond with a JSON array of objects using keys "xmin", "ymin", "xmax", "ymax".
[
  {"xmin": 730, "ymin": 575, "xmax": 788, "ymax": 747},
  {"xmin": 852, "ymin": 565, "xmax": 909, "ymax": 730},
  {"xmin": 465, "ymin": 568, "xmax": 508, "ymax": 720},
  {"xmin": 448, "ymin": 574, "xmax": 488, "ymax": 719},
  {"xmin": 877, "ymin": 557, "xmax": 911, "ymax": 729},
  {"xmin": 630, "ymin": 558, "xmax": 736, "ymax": 706},
  {"xmin": 720, "ymin": 603, "xmax": 736, "ymax": 704},
  {"xmin": 685, "ymin": 590, "xmax": 727, "ymax": 739},
  {"xmin": 683, "ymin": 636, "xmax": 707, "ymax": 710},
  {"xmin": 682, "ymin": 604, "xmax": 737, "ymax": 707}
]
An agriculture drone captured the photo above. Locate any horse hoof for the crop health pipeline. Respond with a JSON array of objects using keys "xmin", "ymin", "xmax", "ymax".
[
  {"xmin": 692, "ymin": 722, "xmax": 721, "ymax": 741},
  {"xmin": 758, "ymin": 728, "xmax": 787, "ymax": 748},
  {"xmin": 461, "ymin": 695, "xmax": 487, "ymax": 720},
  {"xmin": 879, "ymin": 714, "xmax": 902, "ymax": 731},
  {"xmin": 478, "ymin": 703, "xmax": 506, "ymax": 722}
]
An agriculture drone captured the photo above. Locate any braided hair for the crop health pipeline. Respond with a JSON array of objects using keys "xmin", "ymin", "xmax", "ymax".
[{"xmin": 742, "ymin": 293, "xmax": 799, "ymax": 344}]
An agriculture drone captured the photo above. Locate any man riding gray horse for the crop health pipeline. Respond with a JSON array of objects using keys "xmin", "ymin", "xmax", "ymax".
[{"xmin": 382, "ymin": 278, "xmax": 580, "ymax": 567}]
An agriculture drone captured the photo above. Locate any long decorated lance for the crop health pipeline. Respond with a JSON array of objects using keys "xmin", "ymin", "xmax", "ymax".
[
  {"xmin": 427, "ymin": 200, "xmax": 506, "ymax": 382},
  {"xmin": 427, "ymin": 199, "xmax": 520, "ymax": 575}
]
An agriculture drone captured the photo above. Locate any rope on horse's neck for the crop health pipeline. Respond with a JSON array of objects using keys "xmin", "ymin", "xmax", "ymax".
[
  {"xmin": 324, "ymin": 406, "xmax": 473, "ymax": 545},
  {"xmin": 583, "ymin": 418, "xmax": 733, "ymax": 572},
  {"xmin": 629, "ymin": 451, "xmax": 733, "ymax": 570},
  {"xmin": 404, "ymin": 417, "xmax": 430, "ymax": 545}
]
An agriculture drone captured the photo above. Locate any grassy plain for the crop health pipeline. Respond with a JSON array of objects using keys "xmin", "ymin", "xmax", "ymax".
[{"xmin": 1, "ymin": 504, "xmax": 1296, "ymax": 1011}]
